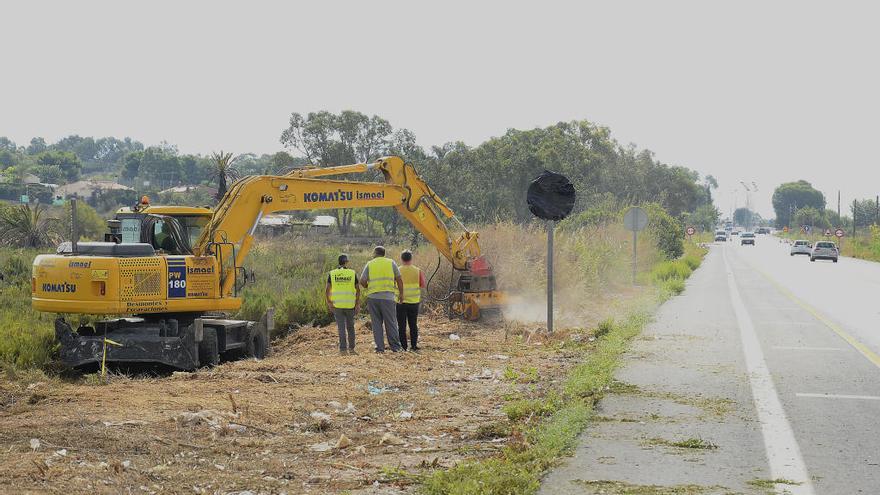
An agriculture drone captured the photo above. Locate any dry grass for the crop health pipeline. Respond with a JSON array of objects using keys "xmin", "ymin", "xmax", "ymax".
[{"xmin": 0, "ymin": 312, "xmax": 603, "ymax": 494}]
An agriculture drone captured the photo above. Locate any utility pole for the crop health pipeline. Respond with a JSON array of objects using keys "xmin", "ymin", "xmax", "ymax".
[
  {"xmin": 838, "ymin": 191, "xmax": 841, "ymax": 225},
  {"xmin": 853, "ymin": 199, "xmax": 857, "ymax": 238}
]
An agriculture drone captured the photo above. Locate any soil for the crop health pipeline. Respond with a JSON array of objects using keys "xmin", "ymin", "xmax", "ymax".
[{"xmin": 0, "ymin": 309, "xmax": 601, "ymax": 495}]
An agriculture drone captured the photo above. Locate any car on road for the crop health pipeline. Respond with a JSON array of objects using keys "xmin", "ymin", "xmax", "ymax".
[
  {"xmin": 714, "ymin": 230, "xmax": 728, "ymax": 242},
  {"xmin": 811, "ymin": 241, "xmax": 839, "ymax": 262},
  {"xmin": 790, "ymin": 240, "xmax": 812, "ymax": 256},
  {"xmin": 757, "ymin": 227, "xmax": 770, "ymax": 234},
  {"xmin": 741, "ymin": 232, "xmax": 756, "ymax": 245},
  {"xmin": 731, "ymin": 230, "xmax": 740, "ymax": 237}
]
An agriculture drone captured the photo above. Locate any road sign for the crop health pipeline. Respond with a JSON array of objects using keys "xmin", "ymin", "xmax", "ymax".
[
  {"xmin": 824, "ymin": 229, "xmax": 832, "ymax": 237},
  {"xmin": 802, "ymin": 225, "xmax": 812, "ymax": 234},
  {"xmin": 686, "ymin": 226, "xmax": 696, "ymax": 236},
  {"xmin": 527, "ymin": 171, "xmax": 576, "ymax": 335},
  {"xmin": 835, "ymin": 228, "xmax": 845, "ymax": 238},
  {"xmin": 623, "ymin": 207, "xmax": 649, "ymax": 286},
  {"xmin": 527, "ymin": 171, "xmax": 576, "ymax": 221},
  {"xmin": 783, "ymin": 226, "xmax": 789, "ymax": 233},
  {"xmin": 623, "ymin": 207, "xmax": 649, "ymax": 232}
]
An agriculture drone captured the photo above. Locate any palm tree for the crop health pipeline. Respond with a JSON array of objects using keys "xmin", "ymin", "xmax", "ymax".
[
  {"xmin": 0, "ymin": 203, "xmax": 60, "ymax": 248},
  {"xmin": 209, "ymin": 151, "xmax": 241, "ymax": 201}
]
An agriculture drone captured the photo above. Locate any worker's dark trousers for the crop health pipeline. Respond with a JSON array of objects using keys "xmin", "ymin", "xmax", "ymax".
[
  {"xmin": 333, "ymin": 308, "xmax": 356, "ymax": 351},
  {"xmin": 396, "ymin": 302, "xmax": 420, "ymax": 350}
]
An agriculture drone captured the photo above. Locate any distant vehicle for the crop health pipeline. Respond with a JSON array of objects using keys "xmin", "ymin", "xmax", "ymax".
[
  {"xmin": 741, "ymin": 232, "xmax": 756, "ymax": 245},
  {"xmin": 756, "ymin": 227, "xmax": 770, "ymax": 234},
  {"xmin": 731, "ymin": 230, "xmax": 740, "ymax": 236},
  {"xmin": 811, "ymin": 241, "xmax": 839, "ymax": 262},
  {"xmin": 714, "ymin": 230, "xmax": 728, "ymax": 242},
  {"xmin": 790, "ymin": 240, "xmax": 812, "ymax": 256}
]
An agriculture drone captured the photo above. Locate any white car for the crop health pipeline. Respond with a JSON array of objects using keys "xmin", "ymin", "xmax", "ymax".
[
  {"xmin": 714, "ymin": 230, "xmax": 727, "ymax": 242},
  {"xmin": 790, "ymin": 240, "xmax": 811, "ymax": 256},
  {"xmin": 811, "ymin": 241, "xmax": 839, "ymax": 262},
  {"xmin": 741, "ymin": 232, "xmax": 756, "ymax": 246}
]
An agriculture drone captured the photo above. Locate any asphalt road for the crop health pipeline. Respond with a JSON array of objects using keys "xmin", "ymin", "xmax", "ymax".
[{"xmin": 539, "ymin": 237, "xmax": 880, "ymax": 495}]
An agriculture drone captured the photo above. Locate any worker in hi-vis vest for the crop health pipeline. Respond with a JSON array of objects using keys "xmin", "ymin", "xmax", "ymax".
[
  {"xmin": 360, "ymin": 245, "xmax": 405, "ymax": 352},
  {"xmin": 325, "ymin": 253, "xmax": 361, "ymax": 354},
  {"xmin": 396, "ymin": 250, "xmax": 426, "ymax": 351}
]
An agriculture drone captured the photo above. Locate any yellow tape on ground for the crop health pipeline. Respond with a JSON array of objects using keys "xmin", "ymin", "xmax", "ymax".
[{"xmin": 750, "ymin": 264, "xmax": 880, "ymax": 370}]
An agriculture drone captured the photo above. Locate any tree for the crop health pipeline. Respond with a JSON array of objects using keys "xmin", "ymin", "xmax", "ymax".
[
  {"xmin": 852, "ymin": 199, "xmax": 878, "ymax": 227},
  {"xmin": 26, "ymin": 137, "xmax": 47, "ymax": 155},
  {"xmin": 63, "ymin": 201, "xmax": 105, "ymax": 240},
  {"xmin": 690, "ymin": 204, "xmax": 721, "ymax": 232},
  {"xmin": 279, "ymin": 110, "xmax": 399, "ymax": 234},
  {"xmin": 771, "ymin": 180, "xmax": 826, "ymax": 228},
  {"xmin": 209, "ymin": 151, "xmax": 240, "ymax": 200},
  {"xmin": 793, "ymin": 206, "xmax": 830, "ymax": 230},
  {"xmin": 733, "ymin": 207, "xmax": 755, "ymax": 228},
  {"xmin": 36, "ymin": 150, "xmax": 82, "ymax": 182},
  {"xmin": 0, "ymin": 203, "xmax": 59, "ymax": 248}
]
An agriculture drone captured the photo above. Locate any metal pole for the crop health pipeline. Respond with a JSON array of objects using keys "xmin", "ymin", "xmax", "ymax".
[
  {"xmin": 632, "ymin": 230, "xmax": 638, "ymax": 285},
  {"xmin": 547, "ymin": 221, "xmax": 554, "ymax": 334},
  {"xmin": 853, "ymin": 199, "xmax": 857, "ymax": 238},
  {"xmin": 71, "ymin": 198, "xmax": 79, "ymax": 254},
  {"xmin": 838, "ymin": 191, "xmax": 841, "ymax": 225}
]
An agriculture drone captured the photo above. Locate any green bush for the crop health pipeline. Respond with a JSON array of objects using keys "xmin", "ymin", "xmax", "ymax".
[
  {"xmin": 278, "ymin": 288, "xmax": 334, "ymax": 329},
  {"xmin": 650, "ymin": 260, "xmax": 692, "ymax": 282}
]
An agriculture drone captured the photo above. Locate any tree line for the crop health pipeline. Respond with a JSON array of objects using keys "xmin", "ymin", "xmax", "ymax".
[
  {"xmin": 1, "ymin": 110, "xmax": 719, "ymax": 241},
  {"xmin": 771, "ymin": 179, "xmax": 880, "ymax": 231}
]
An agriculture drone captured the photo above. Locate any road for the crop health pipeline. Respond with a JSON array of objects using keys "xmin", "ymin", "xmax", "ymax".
[{"xmin": 539, "ymin": 237, "xmax": 880, "ymax": 494}]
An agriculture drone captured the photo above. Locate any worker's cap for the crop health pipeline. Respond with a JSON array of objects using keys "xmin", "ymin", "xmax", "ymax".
[{"xmin": 338, "ymin": 254, "xmax": 349, "ymax": 265}]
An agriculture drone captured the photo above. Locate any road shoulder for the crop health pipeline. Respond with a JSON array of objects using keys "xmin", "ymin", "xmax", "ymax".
[{"xmin": 539, "ymin": 248, "xmax": 770, "ymax": 495}]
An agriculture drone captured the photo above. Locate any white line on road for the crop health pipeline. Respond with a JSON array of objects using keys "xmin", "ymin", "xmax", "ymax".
[
  {"xmin": 796, "ymin": 393, "xmax": 880, "ymax": 401},
  {"xmin": 772, "ymin": 346, "xmax": 845, "ymax": 351},
  {"xmin": 723, "ymin": 250, "xmax": 815, "ymax": 494}
]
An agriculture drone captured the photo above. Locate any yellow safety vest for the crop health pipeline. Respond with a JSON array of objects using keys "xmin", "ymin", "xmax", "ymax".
[
  {"xmin": 398, "ymin": 264, "xmax": 421, "ymax": 304},
  {"xmin": 329, "ymin": 267, "xmax": 357, "ymax": 309},
  {"xmin": 365, "ymin": 257, "xmax": 396, "ymax": 295}
]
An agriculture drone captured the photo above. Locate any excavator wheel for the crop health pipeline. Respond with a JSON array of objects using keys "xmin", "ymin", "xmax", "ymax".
[
  {"xmin": 198, "ymin": 327, "xmax": 220, "ymax": 367},
  {"xmin": 246, "ymin": 326, "xmax": 269, "ymax": 359}
]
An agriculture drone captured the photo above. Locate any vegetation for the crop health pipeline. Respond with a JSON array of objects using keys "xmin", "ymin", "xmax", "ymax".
[
  {"xmin": 208, "ymin": 151, "xmax": 240, "ymax": 200},
  {"xmin": 772, "ymin": 180, "xmax": 826, "ymax": 228}
]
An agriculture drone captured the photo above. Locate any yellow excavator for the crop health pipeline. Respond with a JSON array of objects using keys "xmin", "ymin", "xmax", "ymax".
[{"xmin": 32, "ymin": 156, "xmax": 503, "ymax": 370}]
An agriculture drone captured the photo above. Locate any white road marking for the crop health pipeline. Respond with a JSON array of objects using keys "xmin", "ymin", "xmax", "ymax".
[
  {"xmin": 772, "ymin": 346, "xmax": 844, "ymax": 351},
  {"xmin": 723, "ymin": 250, "xmax": 815, "ymax": 494},
  {"xmin": 796, "ymin": 393, "xmax": 880, "ymax": 401}
]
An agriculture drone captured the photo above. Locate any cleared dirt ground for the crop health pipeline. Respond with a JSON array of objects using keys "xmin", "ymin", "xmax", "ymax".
[{"xmin": 0, "ymin": 304, "xmax": 615, "ymax": 495}]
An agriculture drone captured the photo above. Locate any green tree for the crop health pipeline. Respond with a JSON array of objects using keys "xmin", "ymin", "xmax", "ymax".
[
  {"xmin": 36, "ymin": 150, "xmax": 82, "ymax": 182},
  {"xmin": 62, "ymin": 201, "xmax": 105, "ymax": 240},
  {"xmin": 209, "ymin": 151, "xmax": 240, "ymax": 200},
  {"xmin": 690, "ymin": 204, "xmax": 720, "ymax": 232},
  {"xmin": 793, "ymin": 206, "xmax": 830, "ymax": 230},
  {"xmin": 26, "ymin": 137, "xmax": 47, "ymax": 155},
  {"xmin": 280, "ymin": 110, "xmax": 400, "ymax": 234},
  {"xmin": 772, "ymin": 180, "xmax": 826, "ymax": 228}
]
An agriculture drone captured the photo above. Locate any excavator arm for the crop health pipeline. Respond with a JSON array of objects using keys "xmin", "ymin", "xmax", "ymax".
[{"xmin": 196, "ymin": 157, "xmax": 497, "ymax": 313}]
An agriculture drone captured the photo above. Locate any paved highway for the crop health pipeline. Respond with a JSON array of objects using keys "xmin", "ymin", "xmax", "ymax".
[{"xmin": 540, "ymin": 237, "xmax": 880, "ymax": 494}]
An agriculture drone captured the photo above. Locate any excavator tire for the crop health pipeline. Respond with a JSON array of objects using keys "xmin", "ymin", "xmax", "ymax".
[
  {"xmin": 198, "ymin": 327, "xmax": 219, "ymax": 367},
  {"xmin": 246, "ymin": 329, "xmax": 269, "ymax": 359}
]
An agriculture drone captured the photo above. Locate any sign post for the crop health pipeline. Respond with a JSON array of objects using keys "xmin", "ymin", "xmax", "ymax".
[
  {"xmin": 527, "ymin": 171, "xmax": 576, "ymax": 334},
  {"xmin": 623, "ymin": 207, "xmax": 649, "ymax": 285},
  {"xmin": 686, "ymin": 226, "xmax": 696, "ymax": 242},
  {"xmin": 835, "ymin": 228, "xmax": 845, "ymax": 250}
]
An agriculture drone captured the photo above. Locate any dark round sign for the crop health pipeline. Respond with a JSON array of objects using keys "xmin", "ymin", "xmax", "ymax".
[
  {"xmin": 686, "ymin": 226, "xmax": 696, "ymax": 236},
  {"xmin": 527, "ymin": 171, "xmax": 576, "ymax": 221}
]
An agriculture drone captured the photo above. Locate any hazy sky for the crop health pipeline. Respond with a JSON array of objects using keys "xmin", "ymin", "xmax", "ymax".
[{"xmin": 3, "ymin": 1, "xmax": 878, "ymax": 218}]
